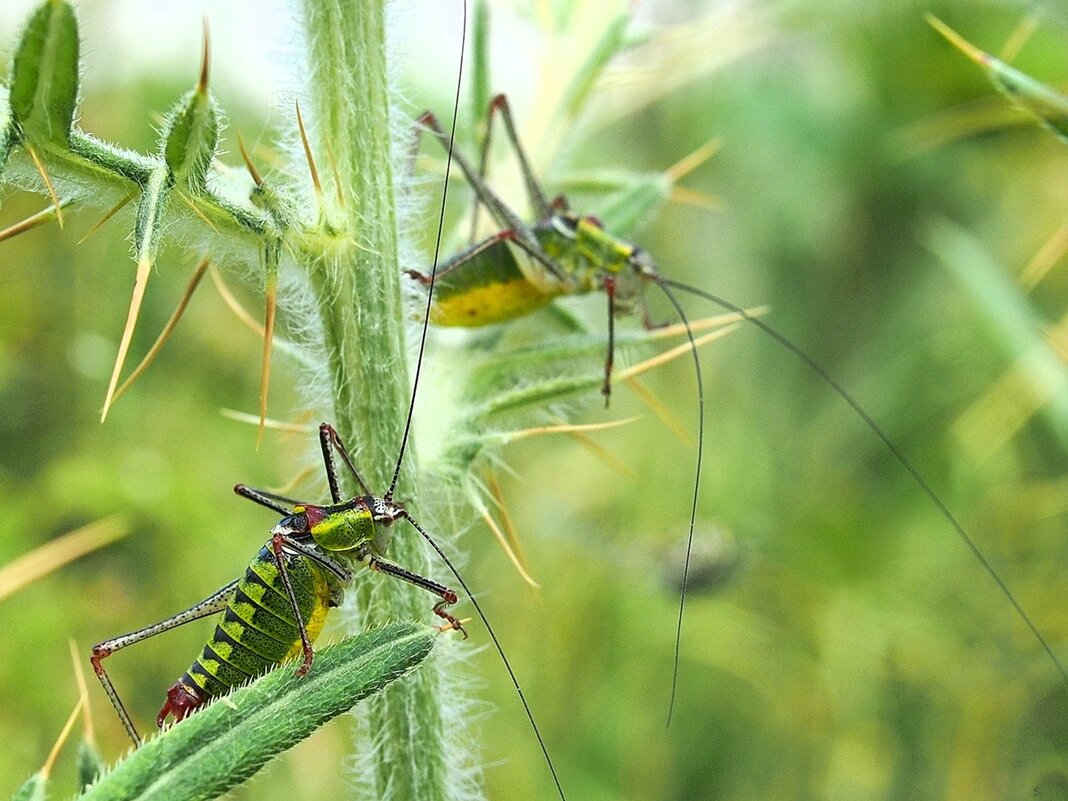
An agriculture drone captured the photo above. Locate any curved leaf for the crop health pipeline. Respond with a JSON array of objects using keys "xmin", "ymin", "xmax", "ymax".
[
  {"xmin": 9, "ymin": 0, "xmax": 79, "ymax": 144},
  {"xmin": 78, "ymin": 623, "xmax": 437, "ymax": 801}
]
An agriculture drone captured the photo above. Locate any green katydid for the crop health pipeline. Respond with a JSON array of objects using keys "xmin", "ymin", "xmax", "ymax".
[{"xmin": 406, "ymin": 93, "xmax": 1068, "ymax": 725}]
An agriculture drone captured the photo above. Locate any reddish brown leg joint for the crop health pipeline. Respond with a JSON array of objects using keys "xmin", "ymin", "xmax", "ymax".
[
  {"xmin": 434, "ymin": 597, "xmax": 467, "ymax": 638},
  {"xmin": 157, "ymin": 681, "xmax": 206, "ymax": 728}
]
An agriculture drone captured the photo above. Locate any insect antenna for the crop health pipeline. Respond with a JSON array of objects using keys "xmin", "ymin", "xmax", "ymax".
[
  {"xmin": 398, "ymin": 508, "xmax": 569, "ymax": 801},
  {"xmin": 659, "ymin": 275, "xmax": 1068, "ymax": 688},
  {"xmin": 383, "ymin": 5, "xmax": 570, "ymax": 797},
  {"xmin": 385, "ymin": 1, "xmax": 466, "ymax": 503},
  {"xmin": 651, "ymin": 280, "xmax": 705, "ymax": 727}
]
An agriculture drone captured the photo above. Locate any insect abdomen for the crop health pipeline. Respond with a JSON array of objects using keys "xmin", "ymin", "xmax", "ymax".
[
  {"xmin": 430, "ymin": 238, "xmax": 562, "ymax": 326},
  {"xmin": 171, "ymin": 547, "xmax": 333, "ymax": 705}
]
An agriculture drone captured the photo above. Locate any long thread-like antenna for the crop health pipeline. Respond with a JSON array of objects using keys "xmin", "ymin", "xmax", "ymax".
[
  {"xmin": 653, "ymin": 280, "xmax": 704, "ymax": 727},
  {"xmin": 400, "ymin": 511, "xmax": 569, "ymax": 801},
  {"xmin": 660, "ymin": 276, "xmax": 1068, "ymax": 688},
  {"xmin": 387, "ymin": 1, "xmax": 468, "ymax": 502}
]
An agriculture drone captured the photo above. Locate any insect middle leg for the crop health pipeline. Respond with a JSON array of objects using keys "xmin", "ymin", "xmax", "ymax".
[
  {"xmin": 90, "ymin": 579, "xmax": 239, "ymax": 745},
  {"xmin": 269, "ymin": 533, "xmax": 345, "ymax": 676}
]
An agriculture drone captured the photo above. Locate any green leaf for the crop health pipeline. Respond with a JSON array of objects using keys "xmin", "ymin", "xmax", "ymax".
[
  {"xmin": 557, "ymin": 12, "xmax": 630, "ymax": 122},
  {"xmin": 470, "ymin": 0, "xmax": 491, "ymax": 135},
  {"xmin": 77, "ymin": 623, "xmax": 437, "ymax": 801},
  {"xmin": 0, "ymin": 86, "xmax": 15, "ymax": 172},
  {"xmin": 9, "ymin": 0, "xmax": 79, "ymax": 144},
  {"xmin": 162, "ymin": 88, "xmax": 219, "ymax": 191},
  {"xmin": 928, "ymin": 15, "xmax": 1068, "ymax": 145},
  {"xmin": 77, "ymin": 740, "xmax": 106, "ymax": 792},
  {"xmin": 10, "ymin": 773, "xmax": 46, "ymax": 801},
  {"xmin": 592, "ymin": 172, "xmax": 672, "ymax": 236}
]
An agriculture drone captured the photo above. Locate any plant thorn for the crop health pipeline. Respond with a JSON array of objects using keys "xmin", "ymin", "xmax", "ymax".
[
  {"xmin": 295, "ymin": 100, "xmax": 324, "ymax": 200},
  {"xmin": 926, "ymin": 14, "xmax": 990, "ymax": 67},
  {"xmin": 77, "ymin": 193, "xmax": 134, "ymax": 245},
  {"xmin": 25, "ymin": 145, "xmax": 64, "ymax": 229},
  {"xmin": 198, "ymin": 16, "xmax": 211, "ymax": 93},
  {"xmin": 236, "ymin": 130, "xmax": 264, "ymax": 186},
  {"xmin": 102, "ymin": 257, "xmax": 154, "ymax": 422},
  {"xmin": 113, "ymin": 255, "xmax": 210, "ymax": 404}
]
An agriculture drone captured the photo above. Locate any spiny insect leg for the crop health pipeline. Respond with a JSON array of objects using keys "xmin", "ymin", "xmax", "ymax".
[
  {"xmin": 483, "ymin": 94, "xmax": 552, "ymax": 220},
  {"xmin": 90, "ymin": 579, "xmax": 239, "ymax": 744},
  {"xmin": 269, "ymin": 533, "xmax": 316, "ymax": 675},
  {"xmin": 365, "ymin": 554, "xmax": 466, "ymax": 637},
  {"xmin": 603, "ymin": 275, "xmax": 617, "ymax": 406},
  {"xmin": 415, "ymin": 111, "xmax": 568, "ymax": 283},
  {"xmin": 318, "ymin": 423, "xmax": 371, "ymax": 497},
  {"xmin": 234, "ymin": 484, "xmax": 305, "ymax": 515}
]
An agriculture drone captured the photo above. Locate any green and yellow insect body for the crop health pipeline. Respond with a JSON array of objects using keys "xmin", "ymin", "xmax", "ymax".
[
  {"xmin": 92, "ymin": 426, "xmax": 464, "ymax": 745},
  {"xmin": 156, "ymin": 498, "xmax": 391, "ymax": 725},
  {"xmin": 423, "ymin": 213, "xmax": 653, "ymax": 327},
  {"xmin": 159, "ymin": 544, "xmax": 340, "ymax": 724},
  {"xmin": 428, "ymin": 234, "xmax": 563, "ymax": 326}
]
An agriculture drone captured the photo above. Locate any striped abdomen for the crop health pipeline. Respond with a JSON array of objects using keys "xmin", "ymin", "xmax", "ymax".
[{"xmin": 158, "ymin": 546, "xmax": 335, "ymax": 724}]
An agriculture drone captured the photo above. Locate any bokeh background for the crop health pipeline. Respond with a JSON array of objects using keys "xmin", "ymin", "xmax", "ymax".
[{"xmin": 2, "ymin": 0, "xmax": 1068, "ymax": 799}]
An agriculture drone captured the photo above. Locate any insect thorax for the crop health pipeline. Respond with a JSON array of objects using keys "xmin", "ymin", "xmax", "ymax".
[
  {"xmin": 537, "ymin": 217, "xmax": 648, "ymax": 311},
  {"xmin": 303, "ymin": 498, "xmax": 377, "ymax": 552}
]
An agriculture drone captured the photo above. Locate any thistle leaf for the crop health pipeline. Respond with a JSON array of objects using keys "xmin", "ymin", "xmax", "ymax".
[
  {"xmin": 926, "ymin": 217, "xmax": 1068, "ymax": 450},
  {"xmin": 594, "ymin": 172, "xmax": 672, "ymax": 236},
  {"xmin": 470, "ymin": 0, "xmax": 491, "ymax": 133},
  {"xmin": 162, "ymin": 89, "xmax": 219, "ymax": 192},
  {"xmin": 76, "ymin": 741, "xmax": 106, "ymax": 792},
  {"xmin": 77, "ymin": 623, "xmax": 437, "ymax": 801},
  {"xmin": 558, "ymin": 12, "xmax": 630, "ymax": 122},
  {"xmin": 0, "ymin": 87, "xmax": 15, "ymax": 172},
  {"xmin": 9, "ymin": 774, "xmax": 46, "ymax": 801},
  {"xmin": 9, "ymin": 0, "xmax": 79, "ymax": 145}
]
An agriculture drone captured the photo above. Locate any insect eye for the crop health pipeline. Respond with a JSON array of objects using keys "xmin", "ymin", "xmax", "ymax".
[{"xmin": 631, "ymin": 248, "xmax": 656, "ymax": 275}]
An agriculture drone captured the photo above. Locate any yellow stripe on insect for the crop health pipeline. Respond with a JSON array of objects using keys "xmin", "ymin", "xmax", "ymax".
[{"xmin": 282, "ymin": 592, "xmax": 330, "ymax": 661}]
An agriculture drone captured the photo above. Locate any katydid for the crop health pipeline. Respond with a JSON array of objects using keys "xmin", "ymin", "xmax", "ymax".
[
  {"xmin": 406, "ymin": 94, "xmax": 1068, "ymax": 726},
  {"xmin": 89, "ymin": 422, "xmax": 467, "ymax": 744}
]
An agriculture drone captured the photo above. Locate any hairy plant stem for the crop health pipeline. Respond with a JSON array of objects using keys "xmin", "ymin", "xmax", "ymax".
[{"xmin": 300, "ymin": 1, "xmax": 453, "ymax": 800}]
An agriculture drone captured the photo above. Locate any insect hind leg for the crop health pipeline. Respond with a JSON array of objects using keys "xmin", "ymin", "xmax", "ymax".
[
  {"xmin": 91, "ymin": 579, "xmax": 239, "ymax": 744},
  {"xmin": 482, "ymin": 94, "xmax": 552, "ymax": 221}
]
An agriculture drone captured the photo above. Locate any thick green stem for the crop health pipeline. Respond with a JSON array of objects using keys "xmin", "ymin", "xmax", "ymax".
[{"xmin": 299, "ymin": 2, "xmax": 456, "ymax": 800}]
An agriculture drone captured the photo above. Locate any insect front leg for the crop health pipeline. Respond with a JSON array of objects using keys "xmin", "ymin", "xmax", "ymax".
[
  {"xmin": 364, "ymin": 553, "xmax": 466, "ymax": 637},
  {"xmin": 91, "ymin": 579, "xmax": 239, "ymax": 745},
  {"xmin": 602, "ymin": 275, "xmax": 617, "ymax": 405}
]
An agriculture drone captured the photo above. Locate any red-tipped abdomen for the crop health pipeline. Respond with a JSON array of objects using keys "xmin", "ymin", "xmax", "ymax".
[{"xmin": 157, "ymin": 681, "xmax": 207, "ymax": 727}]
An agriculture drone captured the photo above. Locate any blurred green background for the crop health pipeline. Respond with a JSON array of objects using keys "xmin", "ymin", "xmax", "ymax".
[{"xmin": 2, "ymin": 0, "xmax": 1068, "ymax": 799}]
